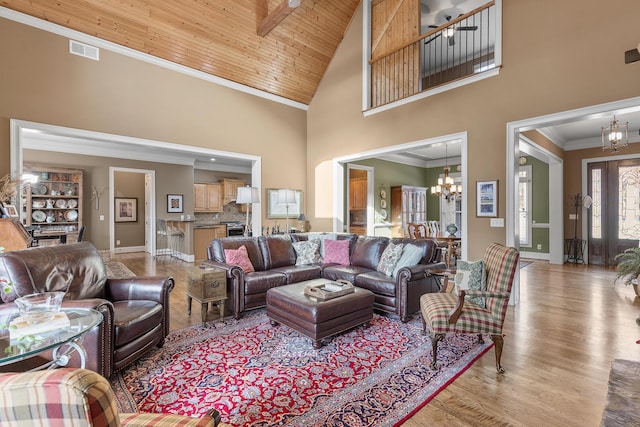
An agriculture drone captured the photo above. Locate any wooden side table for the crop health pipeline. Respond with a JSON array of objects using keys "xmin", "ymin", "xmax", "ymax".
[{"xmin": 186, "ymin": 266, "xmax": 227, "ymax": 325}]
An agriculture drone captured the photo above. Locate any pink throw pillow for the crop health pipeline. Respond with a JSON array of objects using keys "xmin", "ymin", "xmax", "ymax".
[
  {"xmin": 323, "ymin": 239, "xmax": 350, "ymax": 265},
  {"xmin": 224, "ymin": 245, "xmax": 255, "ymax": 273}
]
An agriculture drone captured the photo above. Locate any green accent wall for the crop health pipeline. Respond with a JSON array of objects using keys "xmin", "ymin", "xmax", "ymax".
[{"xmin": 525, "ymin": 156, "xmax": 550, "ymax": 253}]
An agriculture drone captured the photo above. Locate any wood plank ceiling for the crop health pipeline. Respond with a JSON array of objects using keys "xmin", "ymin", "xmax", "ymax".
[{"xmin": 1, "ymin": 0, "xmax": 362, "ymax": 105}]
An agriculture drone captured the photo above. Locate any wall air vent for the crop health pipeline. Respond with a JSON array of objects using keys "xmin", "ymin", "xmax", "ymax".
[{"xmin": 69, "ymin": 40, "xmax": 99, "ymax": 61}]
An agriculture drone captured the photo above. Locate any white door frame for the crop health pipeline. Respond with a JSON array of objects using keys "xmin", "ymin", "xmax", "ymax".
[
  {"xmin": 110, "ymin": 167, "xmax": 155, "ymax": 254},
  {"xmin": 333, "ymin": 132, "xmax": 468, "ymax": 260},
  {"xmin": 506, "ymin": 95, "xmax": 640, "ymax": 304}
]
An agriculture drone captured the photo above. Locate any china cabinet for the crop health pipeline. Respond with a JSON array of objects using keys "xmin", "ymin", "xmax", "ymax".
[
  {"xmin": 23, "ymin": 165, "xmax": 83, "ymax": 234},
  {"xmin": 390, "ymin": 185, "xmax": 427, "ymax": 237}
]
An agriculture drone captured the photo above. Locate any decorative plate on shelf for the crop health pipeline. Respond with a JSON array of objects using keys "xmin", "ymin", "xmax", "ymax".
[
  {"xmin": 66, "ymin": 199, "xmax": 78, "ymax": 209},
  {"xmin": 32, "ymin": 210, "xmax": 46, "ymax": 222},
  {"xmin": 380, "ymin": 189, "xmax": 387, "ymax": 199},
  {"xmin": 380, "ymin": 209, "xmax": 387, "ymax": 220},
  {"xmin": 380, "ymin": 199, "xmax": 387, "ymax": 209},
  {"xmin": 32, "ymin": 183, "xmax": 47, "ymax": 195},
  {"xmin": 55, "ymin": 199, "xmax": 67, "ymax": 208},
  {"xmin": 64, "ymin": 210, "xmax": 78, "ymax": 221}
]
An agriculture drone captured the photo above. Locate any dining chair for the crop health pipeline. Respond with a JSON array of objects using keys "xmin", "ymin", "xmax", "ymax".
[{"xmin": 419, "ymin": 243, "xmax": 519, "ymax": 373}]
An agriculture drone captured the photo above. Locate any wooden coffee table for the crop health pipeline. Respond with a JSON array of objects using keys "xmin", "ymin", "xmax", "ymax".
[{"xmin": 266, "ymin": 279, "xmax": 374, "ymax": 349}]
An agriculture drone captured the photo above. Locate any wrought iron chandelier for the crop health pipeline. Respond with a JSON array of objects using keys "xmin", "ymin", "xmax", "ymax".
[
  {"xmin": 601, "ymin": 115, "xmax": 629, "ymax": 152},
  {"xmin": 430, "ymin": 144, "xmax": 461, "ymax": 200}
]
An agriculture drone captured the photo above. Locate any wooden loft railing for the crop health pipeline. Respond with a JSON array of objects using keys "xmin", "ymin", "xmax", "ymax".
[{"xmin": 369, "ymin": 1, "xmax": 496, "ymax": 109}]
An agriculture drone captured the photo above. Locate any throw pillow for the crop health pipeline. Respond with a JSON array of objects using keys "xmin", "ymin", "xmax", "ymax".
[
  {"xmin": 323, "ymin": 239, "xmax": 350, "ymax": 265},
  {"xmin": 454, "ymin": 259, "xmax": 485, "ymax": 308},
  {"xmin": 224, "ymin": 245, "xmax": 255, "ymax": 273},
  {"xmin": 293, "ymin": 239, "xmax": 322, "ymax": 266},
  {"xmin": 377, "ymin": 242, "xmax": 404, "ymax": 276},
  {"xmin": 392, "ymin": 243, "xmax": 424, "ymax": 277}
]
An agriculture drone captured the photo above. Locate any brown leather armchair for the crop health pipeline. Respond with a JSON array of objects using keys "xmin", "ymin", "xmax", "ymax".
[{"xmin": 0, "ymin": 242, "xmax": 174, "ymax": 378}]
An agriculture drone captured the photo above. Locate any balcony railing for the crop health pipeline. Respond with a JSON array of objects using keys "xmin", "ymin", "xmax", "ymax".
[{"xmin": 369, "ymin": 1, "xmax": 497, "ymax": 109}]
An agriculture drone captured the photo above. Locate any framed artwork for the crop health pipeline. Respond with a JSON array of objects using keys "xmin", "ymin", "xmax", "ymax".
[
  {"xmin": 476, "ymin": 180, "xmax": 498, "ymax": 217},
  {"xmin": 4, "ymin": 204, "xmax": 19, "ymax": 218},
  {"xmin": 267, "ymin": 189, "xmax": 302, "ymax": 218},
  {"xmin": 167, "ymin": 194, "xmax": 183, "ymax": 213},
  {"xmin": 115, "ymin": 198, "xmax": 137, "ymax": 222}
]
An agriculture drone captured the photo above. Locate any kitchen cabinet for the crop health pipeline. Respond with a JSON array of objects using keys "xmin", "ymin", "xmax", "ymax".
[
  {"xmin": 193, "ymin": 225, "xmax": 227, "ymax": 261},
  {"xmin": 350, "ymin": 225, "xmax": 367, "ymax": 236},
  {"xmin": 221, "ymin": 179, "xmax": 246, "ymax": 205},
  {"xmin": 391, "ymin": 185, "xmax": 427, "ymax": 237},
  {"xmin": 349, "ymin": 178, "xmax": 367, "ymax": 210},
  {"xmin": 194, "ymin": 183, "xmax": 223, "ymax": 212},
  {"xmin": 23, "ymin": 165, "xmax": 83, "ymax": 235}
]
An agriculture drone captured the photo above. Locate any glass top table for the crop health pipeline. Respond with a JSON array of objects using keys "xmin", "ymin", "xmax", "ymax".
[{"xmin": 0, "ymin": 308, "xmax": 103, "ymax": 369}]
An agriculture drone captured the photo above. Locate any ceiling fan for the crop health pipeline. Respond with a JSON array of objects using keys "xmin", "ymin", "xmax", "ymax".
[{"xmin": 425, "ymin": 15, "xmax": 478, "ymax": 47}]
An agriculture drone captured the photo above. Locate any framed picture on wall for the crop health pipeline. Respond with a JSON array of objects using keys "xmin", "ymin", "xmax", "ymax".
[
  {"xmin": 167, "ymin": 194, "xmax": 183, "ymax": 213},
  {"xmin": 115, "ymin": 198, "xmax": 137, "ymax": 222},
  {"xmin": 267, "ymin": 189, "xmax": 302, "ymax": 218},
  {"xmin": 4, "ymin": 204, "xmax": 19, "ymax": 218},
  {"xmin": 476, "ymin": 180, "xmax": 498, "ymax": 217}
]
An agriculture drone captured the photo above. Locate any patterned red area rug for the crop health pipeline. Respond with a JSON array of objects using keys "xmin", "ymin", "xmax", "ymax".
[{"xmin": 110, "ymin": 310, "xmax": 492, "ymax": 426}]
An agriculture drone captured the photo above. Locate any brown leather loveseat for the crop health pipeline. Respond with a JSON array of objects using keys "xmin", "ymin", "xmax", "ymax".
[
  {"xmin": 0, "ymin": 242, "xmax": 174, "ymax": 378},
  {"xmin": 206, "ymin": 233, "xmax": 443, "ymax": 322}
]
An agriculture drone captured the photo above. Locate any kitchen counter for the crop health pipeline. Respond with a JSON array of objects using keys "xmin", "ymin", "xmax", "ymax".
[{"xmin": 165, "ymin": 220, "xmax": 227, "ymax": 262}]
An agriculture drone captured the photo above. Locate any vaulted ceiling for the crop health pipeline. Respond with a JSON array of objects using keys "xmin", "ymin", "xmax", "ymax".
[{"xmin": 1, "ymin": 0, "xmax": 361, "ymax": 105}]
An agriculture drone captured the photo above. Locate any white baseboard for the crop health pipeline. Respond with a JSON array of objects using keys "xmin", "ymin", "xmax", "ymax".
[
  {"xmin": 520, "ymin": 251, "xmax": 549, "ymax": 260},
  {"xmin": 114, "ymin": 245, "xmax": 147, "ymax": 254}
]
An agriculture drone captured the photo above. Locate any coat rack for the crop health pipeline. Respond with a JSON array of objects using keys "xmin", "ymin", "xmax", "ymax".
[{"xmin": 565, "ymin": 193, "xmax": 590, "ymax": 264}]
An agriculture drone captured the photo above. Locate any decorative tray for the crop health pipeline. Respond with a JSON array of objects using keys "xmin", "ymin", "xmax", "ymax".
[{"xmin": 304, "ymin": 280, "xmax": 354, "ymax": 301}]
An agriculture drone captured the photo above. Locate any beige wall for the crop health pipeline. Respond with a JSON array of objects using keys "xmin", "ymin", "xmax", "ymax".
[
  {"xmin": 0, "ymin": 16, "xmax": 307, "ymax": 228},
  {"xmin": 307, "ymin": 0, "xmax": 640, "ymax": 258}
]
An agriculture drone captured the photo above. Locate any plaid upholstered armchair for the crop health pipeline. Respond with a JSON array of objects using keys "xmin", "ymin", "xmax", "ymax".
[
  {"xmin": 419, "ymin": 243, "xmax": 519, "ymax": 373},
  {"xmin": 0, "ymin": 368, "xmax": 228, "ymax": 426}
]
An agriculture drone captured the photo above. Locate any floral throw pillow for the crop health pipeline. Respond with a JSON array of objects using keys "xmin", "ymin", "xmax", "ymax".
[
  {"xmin": 224, "ymin": 245, "xmax": 255, "ymax": 273},
  {"xmin": 377, "ymin": 242, "xmax": 404, "ymax": 276},
  {"xmin": 323, "ymin": 239, "xmax": 350, "ymax": 265},
  {"xmin": 454, "ymin": 259, "xmax": 485, "ymax": 308},
  {"xmin": 293, "ymin": 239, "xmax": 322, "ymax": 266}
]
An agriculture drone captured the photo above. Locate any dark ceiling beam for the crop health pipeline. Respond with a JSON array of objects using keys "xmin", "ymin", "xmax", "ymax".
[{"xmin": 258, "ymin": 0, "xmax": 300, "ymax": 37}]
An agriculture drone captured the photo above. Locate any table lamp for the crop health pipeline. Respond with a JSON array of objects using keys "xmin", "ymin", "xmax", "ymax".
[
  {"xmin": 236, "ymin": 186, "xmax": 260, "ymax": 237},
  {"xmin": 277, "ymin": 189, "xmax": 296, "ymax": 234},
  {"xmin": 297, "ymin": 213, "xmax": 306, "ymax": 232}
]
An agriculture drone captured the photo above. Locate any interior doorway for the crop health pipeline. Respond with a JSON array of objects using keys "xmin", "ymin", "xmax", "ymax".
[
  {"xmin": 347, "ymin": 165, "xmax": 374, "ymax": 236},
  {"xmin": 110, "ymin": 167, "xmax": 156, "ymax": 255}
]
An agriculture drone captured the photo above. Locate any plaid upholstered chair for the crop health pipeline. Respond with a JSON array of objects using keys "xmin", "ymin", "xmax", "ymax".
[
  {"xmin": 0, "ymin": 368, "xmax": 227, "ymax": 426},
  {"xmin": 419, "ymin": 243, "xmax": 519, "ymax": 373}
]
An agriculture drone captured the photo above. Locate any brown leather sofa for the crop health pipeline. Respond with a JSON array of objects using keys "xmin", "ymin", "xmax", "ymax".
[
  {"xmin": 206, "ymin": 233, "xmax": 443, "ymax": 322},
  {"xmin": 0, "ymin": 242, "xmax": 174, "ymax": 378}
]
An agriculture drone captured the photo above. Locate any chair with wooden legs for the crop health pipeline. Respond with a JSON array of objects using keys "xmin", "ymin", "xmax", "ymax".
[
  {"xmin": 407, "ymin": 223, "xmax": 428, "ymax": 239},
  {"xmin": 419, "ymin": 243, "xmax": 519, "ymax": 373}
]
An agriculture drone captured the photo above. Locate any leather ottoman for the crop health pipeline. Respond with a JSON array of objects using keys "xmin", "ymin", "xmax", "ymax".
[{"xmin": 266, "ymin": 279, "xmax": 374, "ymax": 349}]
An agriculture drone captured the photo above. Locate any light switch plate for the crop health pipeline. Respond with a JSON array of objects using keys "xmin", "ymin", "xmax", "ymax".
[{"xmin": 490, "ymin": 218, "xmax": 504, "ymax": 227}]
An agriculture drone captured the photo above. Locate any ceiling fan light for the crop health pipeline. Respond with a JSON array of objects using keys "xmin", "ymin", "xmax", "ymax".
[{"xmin": 288, "ymin": 0, "xmax": 301, "ymax": 8}]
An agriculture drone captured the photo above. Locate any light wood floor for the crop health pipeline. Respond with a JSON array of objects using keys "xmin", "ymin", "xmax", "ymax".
[{"xmin": 115, "ymin": 252, "xmax": 639, "ymax": 426}]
